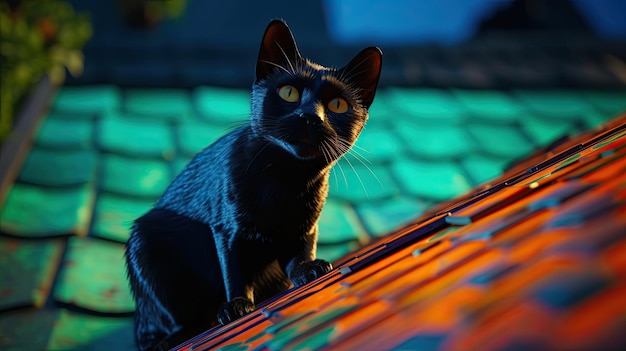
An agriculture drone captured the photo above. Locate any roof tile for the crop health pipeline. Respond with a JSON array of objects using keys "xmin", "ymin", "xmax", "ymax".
[
  {"xmin": 53, "ymin": 86, "xmax": 121, "ymax": 115},
  {"xmin": 54, "ymin": 237, "xmax": 134, "ymax": 313},
  {"xmin": 0, "ymin": 309, "xmax": 59, "ymax": 350},
  {"xmin": 0, "ymin": 184, "xmax": 94, "ymax": 237},
  {"xmin": 515, "ymin": 91, "xmax": 593, "ymax": 119},
  {"xmin": 34, "ymin": 117, "xmax": 93, "ymax": 150},
  {"xmin": 317, "ymin": 242, "xmax": 361, "ymax": 263},
  {"xmin": 354, "ymin": 125, "xmax": 405, "ymax": 163},
  {"xmin": 355, "ymin": 196, "xmax": 426, "ymax": 236},
  {"xmin": 466, "ymin": 123, "xmax": 534, "ymax": 158},
  {"xmin": 583, "ymin": 91, "xmax": 626, "ymax": 116},
  {"xmin": 177, "ymin": 121, "xmax": 228, "ymax": 157},
  {"xmin": 194, "ymin": 86, "xmax": 251, "ymax": 124},
  {"xmin": 328, "ymin": 161, "xmax": 398, "ymax": 202},
  {"xmin": 391, "ymin": 159, "xmax": 471, "ymax": 201},
  {"xmin": 92, "ymin": 194, "xmax": 154, "ymax": 243},
  {"xmin": 521, "ymin": 116, "xmax": 578, "ymax": 147},
  {"xmin": 124, "ymin": 89, "xmax": 193, "ymax": 122},
  {"xmin": 461, "ymin": 154, "xmax": 509, "ymax": 185},
  {"xmin": 100, "ymin": 155, "xmax": 171, "ymax": 198},
  {"xmin": 452, "ymin": 90, "xmax": 523, "ymax": 122},
  {"xmin": 98, "ymin": 113, "xmax": 175, "ymax": 159},
  {"xmin": 396, "ymin": 122, "xmax": 475, "ymax": 159},
  {"xmin": 318, "ymin": 199, "xmax": 367, "ymax": 244},
  {"xmin": 47, "ymin": 309, "xmax": 134, "ymax": 351},
  {"xmin": 17, "ymin": 148, "xmax": 97, "ymax": 187},
  {"xmin": 0, "ymin": 237, "xmax": 64, "ymax": 310},
  {"xmin": 386, "ymin": 88, "xmax": 464, "ymax": 123}
]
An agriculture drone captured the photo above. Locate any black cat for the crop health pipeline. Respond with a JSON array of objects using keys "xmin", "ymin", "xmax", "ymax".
[{"xmin": 125, "ymin": 19, "xmax": 382, "ymax": 351}]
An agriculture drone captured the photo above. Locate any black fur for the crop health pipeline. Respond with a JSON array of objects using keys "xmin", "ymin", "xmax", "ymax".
[{"xmin": 125, "ymin": 19, "xmax": 382, "ymax": 350}]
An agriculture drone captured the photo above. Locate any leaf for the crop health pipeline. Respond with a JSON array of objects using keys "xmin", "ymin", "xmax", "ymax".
[
  {"xmin": 65, "ymin": 50, "xmax": 84, "ymax": 76},
  {"xmin": 48, "ymin": 65, "xmax": 66, "ymax": 85}
]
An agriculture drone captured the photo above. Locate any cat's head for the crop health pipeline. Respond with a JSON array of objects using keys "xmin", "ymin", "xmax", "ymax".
[{"xmin": 251, "ymin": 19, "xmax": 382, "ymax": 166}]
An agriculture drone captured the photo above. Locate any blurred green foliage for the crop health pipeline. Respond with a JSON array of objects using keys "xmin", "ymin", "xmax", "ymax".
[
  {"xmin": 0, "ymin": 0, "xmax": 92, "ymax": 143},
  {"xmin": 121, "ymin": 0, "xmax": 187, "ymax": 28}
]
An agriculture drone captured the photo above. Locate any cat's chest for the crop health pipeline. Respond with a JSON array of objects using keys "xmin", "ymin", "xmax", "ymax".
[{"xmin": 238, "ymin": 174, "xmax": 326, "ymax": 234}]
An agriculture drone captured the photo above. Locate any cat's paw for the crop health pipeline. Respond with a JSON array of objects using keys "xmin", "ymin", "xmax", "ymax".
[
  {"xmin": 217, "ymin": 297, "xmax": 255, "ymax": 325},
  {"xmin": 290, "ymin": 259, "xmax": 333, "ymax": 288}
]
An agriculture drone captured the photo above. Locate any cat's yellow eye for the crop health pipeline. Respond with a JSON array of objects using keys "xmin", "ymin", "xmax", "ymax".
[
  {"xmin": 328, "ymin": 98, "xmax": 349, "ymax": 113},
  {"xmin": 278, "ymin": 85, "xmax": 300, "ymax": 102}
]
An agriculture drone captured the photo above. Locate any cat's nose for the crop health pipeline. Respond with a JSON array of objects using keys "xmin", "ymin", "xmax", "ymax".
[{"xmin": 299, "ymin": 113, "xmax": 322, "ymax": 126}]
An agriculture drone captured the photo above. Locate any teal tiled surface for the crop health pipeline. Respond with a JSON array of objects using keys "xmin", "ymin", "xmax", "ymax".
[
  {"xmin": 1, "ymin": 85, "xmax": 624, "ymax": 349},
  {"xmin": 34, "ymin": 117, "xmax": 93, "ymax": 150},
  {"xmin": 98, "ymin": 114, "xmax": 177, "ymax": 159},
  {"xmin": 54, "ymin": 237, "xmax": 134, "ymax": 313}
]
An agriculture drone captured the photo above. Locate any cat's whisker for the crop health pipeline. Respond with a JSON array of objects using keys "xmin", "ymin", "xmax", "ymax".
[
  {"xmin": 259, "ymin": 59, "xmax": 291, "ymax": 75},
  {"xmin": 333, "ymin": 138, "xmax": 354, "ymax": 156},
  {"xmin": 274, "ymin": 41, "xmax": 296, "ymax": 74},
  {"xmin": 340, "ymin": 52, "xmax": 378, "ymax": 81},
  {"xmin": 319, "ymin": 140, "xmax": 332, "ymax": 165},
  {"xmin": 226, "ymin": 119, "xmax": 253, "ymax": 131},
  {"xmin": 346, "ymin": 150, "xmax": 384, "ymax": 190},
  {"xmin": 339, "ymin": 151, "xmax": 370, "ymax": 199},
  {"xmin": 348, "ymin": 145, "xmax": 373, "ymax": 165},
  {"xmin": 332, "ymin": 154, "xmax": 349, "ymax": 189},
  {"xmin": 245, "ymin": 141, "xmax": 273, "ymax": 174},
  {"xmin": 334, "ymin": 135, "xmax": 382, "ymax": 194}
]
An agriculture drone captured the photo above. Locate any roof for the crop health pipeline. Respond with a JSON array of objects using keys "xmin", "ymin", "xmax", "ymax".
[
  {"xmin": 173, "ymin": 114, "xmax": 626, "ymax": 350},
  {"xmin": 1, "ymin": 85, "xmax": 625, "ymax": 350}
]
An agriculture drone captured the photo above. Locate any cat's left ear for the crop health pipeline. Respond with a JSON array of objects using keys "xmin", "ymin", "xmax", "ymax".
[
  {"xmin": 256, "ymin": 19, "xmax": 303, "ymax": 81},
  {"xmin": 339, "ymin": 47, "xmax": 383, "ymax": 109}
]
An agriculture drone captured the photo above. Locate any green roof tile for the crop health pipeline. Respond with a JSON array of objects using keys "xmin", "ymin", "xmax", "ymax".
[
  {"xmin": 386, "ymin": 88, "xmax": 464, "ymax": 123},
  {"xmin": 452, "ymin": 90, "xmax": 523, "ymax": 122},
  {"xmin": 0, "ymin": 184, "xmax": 94, "ymax": 237},
  {"xmin": 583, "ymin": 91, "xmax": 626, "ymax": 116},
  {"xmin": 366, "ymin": 90, "xmax": 395, "ymax": 120},
  {"xmin": 391, "ymin": 159, "xmax": 471, "ymax": 201},
  {"xmin": 355, "ymin": 196, "xmax": 426, "ymax": 236},
  {"xmin": 17, "ymin": 148, "xmax": 97, "ymax": 187},
  {"xmin": 353, "ymin": 125, "xmax": 405, "ymax": 162},
  {"xmin": 124, "ymin": 89, "xmax": 192, "ymax": 122},
  {"xmin": 466, "ymin": 123, "xmax": 534, "ymax": 158},
  {"xmin": 47, "ymin": 309, "xmax": 134, "ymax": 351},
  {"xmin": 515, "ymin": 90, "xmax": 593, "ymax": 119},
  {"xmin": 34, "ymin": 117, "xmax": 93, "ymax": 150},
  {"xmin": 194, "ymin": 86, "xmax": 251, "ymax": 124},
  {"xmin": 53, "ymin": 86, "xmax": 121, "ymax": 115},
  {"xmin": 178, "ymin": 121, "xmax": 227, "ymax": 157},
  {"xmin": 328, "ymin": 161, "xmax": 397, "ymax": 202},
  {"xmin": 54, "ymin": 237, "xmax": 134, "ymax": 313},
  {"xmin": 521, "ymin": 116, "xmax": 578, "ymax": 147},
  {"xmin": 100, "ymin": 155, "xmax": 171, "ymax": 198},
  {"xmin": 0, "ymin": 237, "xmax": 64, "ymax": 310},
  {"xmin": 92, "ymin": 194, "xmax": 154, "ymax": 243},
  {"xmin": 582, "ymin": 110, "xmax": 616, "ymax": 129},
  {"xmin": 98, "ymin": 113, "xmax": 175, "ymax": 159},
  {"xmin": 318, "ymin": 200, "xmax": 367, "ymax": 244},
  {"xmin": 461, "ymin": 154, "xmax": 509, "ymax": 185},
  {"xmin": 0, "ymin": 309, "xmax": 59, "ymax": 350},
  {"xmin": 173, "ymin": 157, "xmax": 192, "ymax": 175},
  {"xmin": 317, "ymin": 242, "xmax": 360, "ymax": 263},
  {"xmin": 396, "ymin": 122, "xmax": 475, "ymax": 159}
]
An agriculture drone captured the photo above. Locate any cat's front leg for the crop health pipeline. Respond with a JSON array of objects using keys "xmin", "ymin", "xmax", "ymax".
[
  {"xmin": 282, "ymin": 234, "xmax": 333, "ymax": 288},
  {"xmin": 217, "ymin": 297, "xmax": 255, "ymax": 325},
  {"xmin": 287, "ymin": 259, "xmax": 333, "ymax": 287},
  {"xmin": 214, "ymin": 236, "xmax": 255, "ymax": 325}
]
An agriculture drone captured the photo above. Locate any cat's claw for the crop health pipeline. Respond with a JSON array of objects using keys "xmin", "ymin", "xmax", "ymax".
[
  {"xmin": 290, "ymin": 259, "xmax": 333, "ymax": 288},
  {"xmin": 217, "ymin": 297, "xmax": 255, "ymax": 325}
]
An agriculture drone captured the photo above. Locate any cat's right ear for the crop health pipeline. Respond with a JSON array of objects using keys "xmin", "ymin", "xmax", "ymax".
[{"xmin": 256, "ymin": 19, "xmax": 302, "ymax": 81}]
